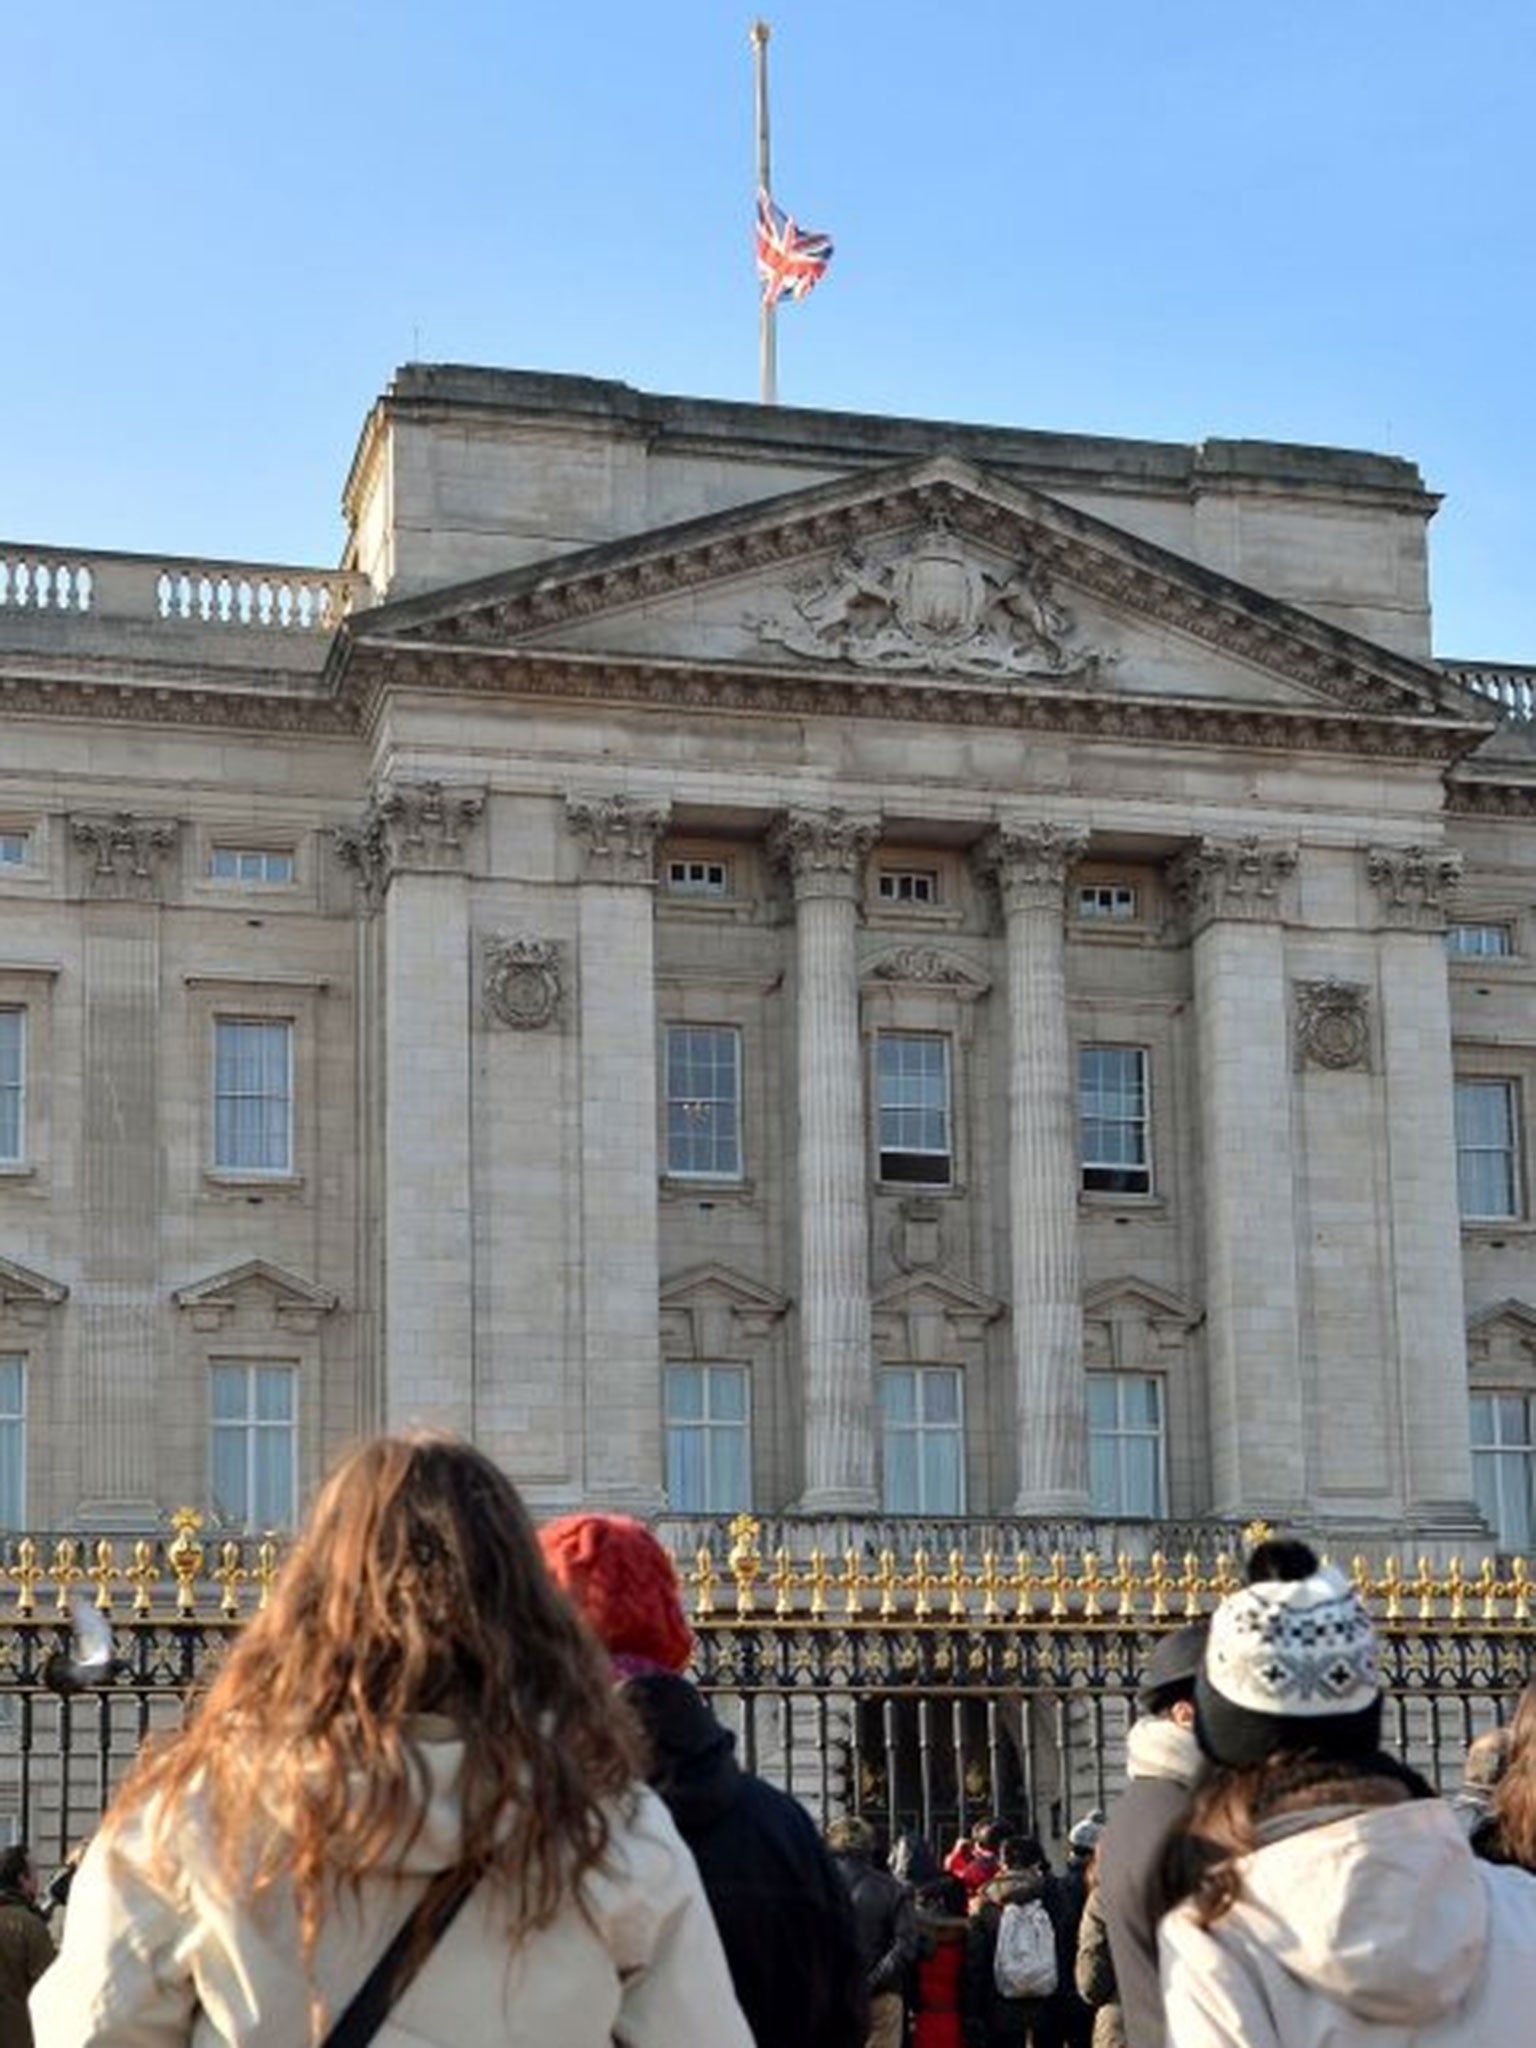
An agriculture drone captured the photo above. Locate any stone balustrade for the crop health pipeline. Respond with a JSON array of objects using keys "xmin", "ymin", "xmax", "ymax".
[
  {"xmin": 0, "ymin": 543, "xmax": 366, "ymax": 634},
  {"xmin": 1443, "ymin": 660, "xmax": 1536, "ymax": 723}
]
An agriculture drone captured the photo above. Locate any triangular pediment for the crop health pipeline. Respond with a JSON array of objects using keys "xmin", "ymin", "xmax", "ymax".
[
  {"xmin": 1467, "ymin": 1298, "xmax": 1536, "ymax": 1374},
  {"xmin": 343, "ymin": 455, "xmax": 1487, "ymax": 739},
  {"xmin": 1083, "ymin": 1276, "xmax": 1198, "ymax": 1325},
  {"xmin": 873, "ymin": 1268, "xmax": 1003, "ymax": 1320},
  {"xmin": 659, "ymin": 1262, "xmax": 789, "ymax": 1317},
  {"xmin": 173, "ymin": 1259, "xmax": 338, "ymax": 1323},
  {"xmin": 0, "ymin": 1256, "xmax": 69, "ymax": 1310}
]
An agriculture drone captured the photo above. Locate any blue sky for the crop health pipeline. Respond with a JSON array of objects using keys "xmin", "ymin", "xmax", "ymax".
[{"xmin": 3, "ymin": 2, "xmax": 1532, "ymax": 658}]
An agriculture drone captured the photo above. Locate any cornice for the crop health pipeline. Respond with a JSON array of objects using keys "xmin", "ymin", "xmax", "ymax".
[
  {"xmin": 353, "ymin": 468, "xmax": 1472, "ymax": 727},
  {"xmin": 344, "ymin": 643, "xmax": 1480, "ymax": 765},
  {"xmin": 0, "ymin": 661, "xmax": 354, "ymax": 737},
  {"xmin": 1446, "ymin": 779, "xmax": 1536, "ymax": 818}
]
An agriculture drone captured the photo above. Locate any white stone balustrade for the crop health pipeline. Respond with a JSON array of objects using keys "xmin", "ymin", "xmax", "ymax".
[{"xmin": 0, "ymin": 543, "xmax": 365, "ymax": 632}]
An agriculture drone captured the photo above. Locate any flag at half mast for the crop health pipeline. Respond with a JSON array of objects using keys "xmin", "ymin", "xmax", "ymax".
[{"xmin": 756, "ymin": 187, "xmax": 833, "ymax": 305}]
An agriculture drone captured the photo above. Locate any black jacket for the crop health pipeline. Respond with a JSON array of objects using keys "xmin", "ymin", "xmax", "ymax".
[
  {"xmin": 964, "ymin": 1865, "xmax": 1061, "ymax": 2048},
  {"xmin": 626, "ymin": 1672, "xmax": 869, "ymax": 2048},
  {"xmin": 829, "ymin": 1848, "xmax": 919, "ymax": 1998},
  {"xmin": 1094, "ymin": 1719, "xmax": 1203, "ymax": 2048}
]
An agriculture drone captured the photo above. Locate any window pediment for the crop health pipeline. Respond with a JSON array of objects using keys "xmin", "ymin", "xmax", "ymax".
[
  {"xmin": 861, "ymin": 947, "xmax": 991, "ymax": 1000},
  {"xmin": 1083, "ymin": 1275, "xmax": 1197, "ymax": 1371},
  {"xmin": 1468, "ymin": 1298, "xmax": 1536, "ymax": 1378},
  {"xmin": 872, "ymin": 1268, "xmax": 1002, "ymax": 1363},
  {"xmin": 0, "ymin": 1255, "xmax": 68, "ymax": 1324},
  {"xmin": 173, "ymin": 1259, "xmax": 339, "ymax": 1334},
  {"xmin": 659, "ymin": 1263, "xmax": 789, "ymax": 1354}
]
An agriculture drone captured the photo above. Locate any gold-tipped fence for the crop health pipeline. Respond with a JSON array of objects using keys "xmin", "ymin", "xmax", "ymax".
[{"xmin": 0, "ymin": 1509, "xmax": 1530, "ymax": 1630}]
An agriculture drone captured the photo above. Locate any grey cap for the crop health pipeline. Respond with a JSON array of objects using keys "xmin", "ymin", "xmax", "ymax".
[{"xmin": 1136, "ymin": 1619, "xmax": 1210, "ymax": 1712}]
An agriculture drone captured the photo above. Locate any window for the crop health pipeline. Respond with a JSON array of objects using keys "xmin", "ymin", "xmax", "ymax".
[
  {"xmin": 0, "ymin": 1356, "xmax": 23, "ymax": 1528},
  {"xmin": 1078, "ymin": 884, "xmax": 1137, "ymax": 921},
  {"xmin": 876, "ymin": 1034, "xmax": 952, "ymax": 1185},
  {"xmin": 664, "ymin": 1363, "xmax": 750, "ymax": 1510},
  {"xmin": 0, "ymin": 832, "xmax": 30, "ymax": 868},
  {"xmin": 665, "ymin": 1025, "xmax": 742, "ymax": 1179},
  {"xmin": 1447, "ymin": 923, "xmax": 1514, "ymax": 959},
  {"xmin": 0, "ymin": 1009, "xmax": 23, "ymax": 1164},
  {"xmin": 210, "ymin": 1362, "xmax": 297, "ymax": 1529},
  {"xmin": 1079, "ymin": 1046, "xmax": 1151, "ymax": 1195},
  {"xmin": 209, "ymin": 846, "xmax": 295, "ymax": 884},
  {"xmin": 881, "ymin": 1366, "xmax": 964, "ymax": 1513},
  {"xmin": 666, "ymin": 858, "xmax": 729, "ymax": 898},
  {"xmin": 877, "ymin": 869, "xmax": 938, "ymax": 906},
  {"xmin": 1088, "ymin": 1373, "xmax": 1165, "ymax": 1516},
  {"xmin": 1471, "ymin": 1393, "xmax": 1535, "ymax": 1553},
  {"xmin": 1456, "ymin": 1079, "xmax": 1520, "ymax": 1220},
  {"xmin": 213, "ymin": 1019, "xmax": 293, "ymax": 1174}
]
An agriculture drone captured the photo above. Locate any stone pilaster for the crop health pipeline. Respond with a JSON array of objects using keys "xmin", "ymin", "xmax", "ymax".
[
  {"xmin": 68, "ymin": 815, "xmax": 180, "ymax": 1522},
  {"xmin": 1366, "ymin": 844, "xmax": 1479, "ymax": 1524},
  {"xmin": 566, "ymin": 793, "xmax": 670, "ymax": 1509},
  {"xmin": 1169, "ymin": 834, "xmax": 1303, "ymax": 1515},
  {"xmin": 769, "ymin": 806, "xmax": 881, "ymax": 1511},
  {"xmin": 349, "ymin": 781, "xmax": 486, "ymax": 1432},
  {"xmin": 976, "ymin": 821, "xmax": 1090, "ymax": 1513}
]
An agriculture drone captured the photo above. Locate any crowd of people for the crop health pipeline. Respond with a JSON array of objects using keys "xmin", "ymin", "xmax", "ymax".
[{"xmin": 7, "ymin": 1434, "xmax": 1536, "ymax": 2045}]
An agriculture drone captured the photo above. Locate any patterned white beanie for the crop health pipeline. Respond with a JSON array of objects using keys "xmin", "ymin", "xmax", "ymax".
[{"xmin": 1195, "ymin": 1562, "xmax": 1383, "ymax": 1768}]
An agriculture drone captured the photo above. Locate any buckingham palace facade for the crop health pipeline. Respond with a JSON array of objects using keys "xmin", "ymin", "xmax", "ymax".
[{"xmin": 2, "ymin": 363, "xmax": 1535, "ymax": 1552}]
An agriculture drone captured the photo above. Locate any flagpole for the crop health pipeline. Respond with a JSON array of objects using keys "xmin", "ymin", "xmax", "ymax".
[{"xmin": 751, "ymin": 18, "xmax": 776, "ymax": 405}]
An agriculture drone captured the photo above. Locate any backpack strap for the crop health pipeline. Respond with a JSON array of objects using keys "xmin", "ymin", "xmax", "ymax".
[{"xmin": 318, "ymin": 1865, "xmax": 482, "ymax": 2048}]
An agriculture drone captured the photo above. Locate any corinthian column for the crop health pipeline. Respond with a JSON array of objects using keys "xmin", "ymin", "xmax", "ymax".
[
  {"xmin": 976, "ymin": 821, "xmax": 1090, "ymax": 1513},
  {"xmin": 1169, "ymin": 834, "xmax": 1302, "ymax": 1514},
  {"xmin": 1365, "ymin": 843, "xmax": 1477, "ymax": 1524},
  {"xmin": 565, "ymin": 793, "xmax": 671, "ymax": 1509},
  {"xmin": 769, "ymin": 806, "xmax": 881, "ymax": 1511}
]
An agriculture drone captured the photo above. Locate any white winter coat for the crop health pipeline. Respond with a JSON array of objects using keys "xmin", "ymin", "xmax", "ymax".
[
  {"xmin": 1159, "ymin": 1796, "xmax": 1536, "ymax": 2047},
  {"xmin": 31, "ymin": 1727, "xmax": 754, "ymax": 2048}
]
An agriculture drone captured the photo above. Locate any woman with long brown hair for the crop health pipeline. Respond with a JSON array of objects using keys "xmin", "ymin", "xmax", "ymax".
[
  {"xmin": 1477, "ymin": 1680, "xmax": 1536, "ymax": 1871},
  {"xmin": 34, "ymin": 1434, "xmax": 753, "ymax": 2048}
]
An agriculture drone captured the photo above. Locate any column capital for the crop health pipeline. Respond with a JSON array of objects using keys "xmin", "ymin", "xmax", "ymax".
[
  {"xmin": 1364, "ymin": 842, "xmax": 1463, "ymax": 931},
  {"xmin": 767, "ymin": 806, "xmax": 880, "ymax": 902},
  {"xmin": 335, "ymin": 779, "xmax": 485, "ymax": 910},
  {"xmin": 564, "ymin": 791, "xmax": 671, "ymax": 884},
  {"xmin": 70, "ymin": 812, "xmax": 181, "ymax": 902},
  {"xmin": 973, "ymin": 820, "xmax": 1088, "ymax": 915},
  {"xmin": 1168, "ymin": 833, "xmax": 1298, "ymax": 936}
]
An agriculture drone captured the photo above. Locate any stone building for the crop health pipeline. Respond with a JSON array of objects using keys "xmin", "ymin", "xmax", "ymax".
[{"xmin": 2, "ymin": 363, "xmax": 1535, "ymax": 1551}]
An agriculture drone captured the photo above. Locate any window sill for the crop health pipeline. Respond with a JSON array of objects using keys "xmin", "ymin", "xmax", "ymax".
[
  {"xmin": 875, "ymin": 1178, "xmax": 966, "ymax": 1199},
  {"xmin": 866, "ymin": 903, "xmax": 965, "ymax": 930},
  {"xmin": 202, "ymin": 1171, "xmax": 306, "ymax": 1197},
  {"xmin": 1461, "ymin": 1219, "xmax": 1536, "ymax": 1239},
  {"xmin": 660, "ymin": 1175, "xmax": 756, "ymax": 1204},
  {"xmin": 1079, "ymin": 1190, "xmax": 1166, "ymax": 1213},
  {"xmin": 0, "ymin": 1161, "xmax": 37, "ymax": 1180}
]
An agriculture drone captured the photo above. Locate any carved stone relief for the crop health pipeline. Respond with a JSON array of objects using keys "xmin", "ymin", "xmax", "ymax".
[
  {"xmin": 334, "ymin": 779, "xmax": 485, "ymax": 910},
  {"xmin": 70, "ymin": 812, "xmax": 180, "ymax": 901},
  {"xmin": 483, "ymin": 934, "xmax": 562, "ymax": 1031},
  {"xmin": 1365, "ymin": 843, "xmax": 1463, "ymax": 930},
  {"xmin": 1293, "ymin": 977, "xmax": 1371, "ymax": 1072},
  {"xmin": 564, "ymin": 792, "xmax": 671, "ymax": 885},
  {"xmin": 749, "ymin": 511, "xmax": 1106, "ymax": 683},
  {"xmin": 863, "ymin": 947, "xmax": 991, "ymax": 999},
  {"xmin": 1167, "ymin": 835, "xmax": 1299, "ymax": 934}
]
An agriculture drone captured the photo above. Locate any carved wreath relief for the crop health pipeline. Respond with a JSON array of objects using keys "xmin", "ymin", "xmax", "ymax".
[
  {"xmin": 483, "ymin": 935, "xmax": 562, "ymax": 1031},
  {"xmin": 1294, "ymin": 977, "xmax": 1370, "ymax": 1072},
  {"xmin": 749, "ymin": 512, "xmax": 1104, "ymax": 683}
]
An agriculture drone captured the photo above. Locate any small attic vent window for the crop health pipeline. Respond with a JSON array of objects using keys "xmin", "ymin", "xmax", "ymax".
[{"xmin": 667, "ymin": 858, "xmax": 729, "ymax": 897}]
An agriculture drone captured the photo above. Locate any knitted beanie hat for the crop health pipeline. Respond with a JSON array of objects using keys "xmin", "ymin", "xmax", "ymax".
[
  {"xmin": 1196, "ymin": 1561, "xmax": 1382, "ymax": 1768},
  {"xmin": 538, "ymin": 1512, "xmax": 694, "ymax": 1674}
]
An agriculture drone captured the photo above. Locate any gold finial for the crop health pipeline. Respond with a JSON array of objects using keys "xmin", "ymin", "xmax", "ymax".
[
  {"xmin": 727, "ymin": 1512, "xmax": 761, "ymax": 1618},
  {"xmin": 212, "ymin": 1540, "xmax": 246, "ymax": 1619},
  {"xmin": 1241, "ymin": 1518, "xmax": 1274, "ymax": 1552},
  {"xmin": 10, "ymin": 1536, "xmax": 41, "ymax": 1617},
  {"xmin": 254, "ymin": 1536, "xmax": 281, "ymax": 1610},
  {"xmin": 51, "ymin": 1538, "xmax": 83, "ymax": 1618},
  {"xmin": 125, "ymin": 1539, "xmax": 158, "ymax": 1617},
  {"xmin": 167, "ymin": 1508, "xmax": 205, "ymax": 1616},
  {"xmin": 91, "ymin": 1538, "xmax": 118, "ymax": 1613}
]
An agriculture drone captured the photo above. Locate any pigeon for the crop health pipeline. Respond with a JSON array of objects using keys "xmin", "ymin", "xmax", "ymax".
[{"xmin": 42, "ymin": 1591, "xmax": 120, "ymax": 1694}]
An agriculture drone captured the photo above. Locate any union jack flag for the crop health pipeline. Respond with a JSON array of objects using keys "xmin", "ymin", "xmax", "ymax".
[{"xmin": 756, "ymin": 187, "xmax": 833, "ymax": 306}]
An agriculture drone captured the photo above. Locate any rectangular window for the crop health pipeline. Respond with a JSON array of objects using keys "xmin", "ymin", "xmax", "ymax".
[
  {"xmin": 1471, "ymin": 1393, "xmax": 1535, "ymax": 1553},
  {"xmin": 876, "ymin": 869, "xmax": 939, "ymax": 906},
  {"xmin": 1446, "ymin": 923, "xmax": 1514, "ymax": 959},
  {"xmin": 1079, "ymin": 1046, "xmax": 1151, "ymax": 1195},
  {"xmin": 0, "ymin": 832, "xmax": 30, "ymax": 867},
  {"xmin": 665, "ymin": 1025, "xmax": 742, "ymax": 1179},
  {"xmin": 666, "ymin": 858, "xmax": 729, "ymax": 897},
  {"xmin": 210, "ymin": 1362, "xmax": 297, "ymax": 1529},
  {"xmin": 1456, "ymin": 1079, "xmax": 1520, "ymax": 1220},
  {"xmin": 664, "ymin": 1363, "xmax": 751, "ymax": 1511},
  {"xmin": 1078, "ymin": 884, "xmax": 1138, "ymax": 921},
  {"xmin": 1088, "ymin": 1373, "xmax": 1165, "ymax": 1517},
  {"xmin": 0, "ymin": 1009, "xmax": 23, "ymax": 1164},
  {"xmin": 876, "ymin": 1034, "xmax": 952, "ymax": 1185},
  {"xmin": 213, "ymin": 1019, "xmax": 293, "ymax": 1174},
  {"xmin": 880, "ymin": 1366, "xmax": 964, "ymax": 1514},
  {"xmin": 209, "ymin": 846, "xmax": 295, "ymax": 884},
  {"xmin": 0, "ymin": 1356, "xmax": 24, "ymax": 1529}
]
